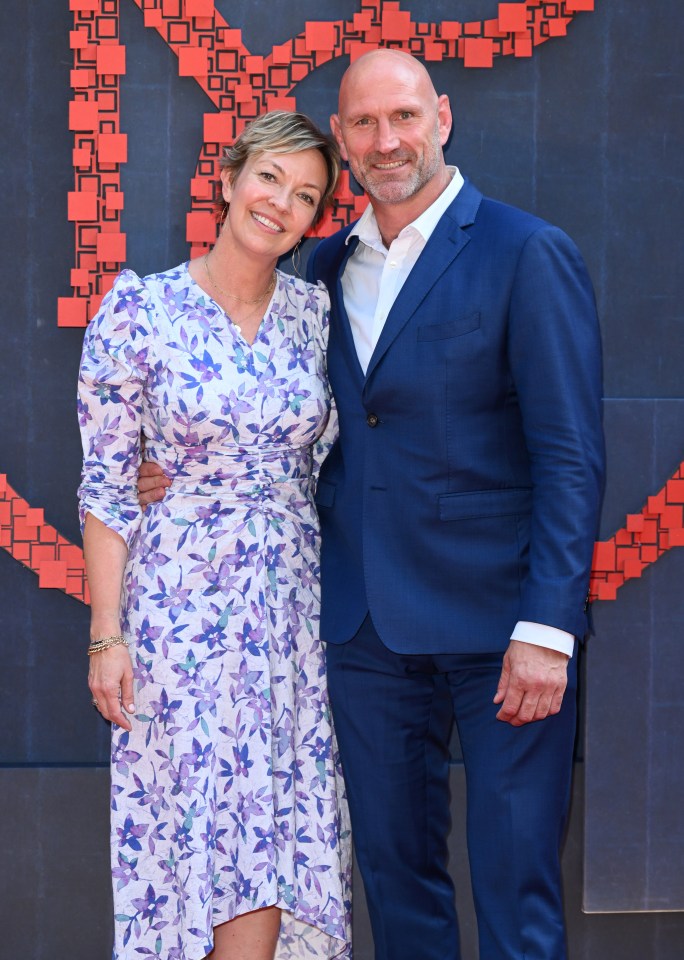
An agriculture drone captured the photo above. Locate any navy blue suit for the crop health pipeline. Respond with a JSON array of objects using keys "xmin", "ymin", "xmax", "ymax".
[{"xmin": 308, "ymin": 180, "xmax": 604, "ymax": 959}]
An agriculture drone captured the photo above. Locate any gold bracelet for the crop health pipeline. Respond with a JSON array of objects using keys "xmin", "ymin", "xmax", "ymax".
[{"xmin": 88, "ymin": 634, "xmax": 127, "ymax": 656}]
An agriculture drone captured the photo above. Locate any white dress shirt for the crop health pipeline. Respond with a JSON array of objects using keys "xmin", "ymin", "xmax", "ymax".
[{"xmin": 340, "ymin": 167, "xmax": 575, "ymax": 658}]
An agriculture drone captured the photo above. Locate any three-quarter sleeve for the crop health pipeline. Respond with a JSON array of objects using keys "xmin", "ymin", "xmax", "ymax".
[{"xmin": 77, "ymin": 269, "xmax": 153, "ymax": 547}]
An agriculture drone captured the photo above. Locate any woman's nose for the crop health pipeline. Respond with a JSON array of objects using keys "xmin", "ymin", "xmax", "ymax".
[{"xmin": 268, "ymin": 188, "xmax": 291, "ymax": 212}]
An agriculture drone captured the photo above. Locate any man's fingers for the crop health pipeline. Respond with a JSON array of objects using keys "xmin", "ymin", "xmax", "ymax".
[
  {"xmin": 495, "ymin": 640, "xmax": 569, "ymax": 726},
  {"xmin": 516, "ymin": 692, "xmax": 543, "ymax": 726},
  {"xmin": 139, "ymin": 488, "xmax": 165, "ymax": 508},
  {"xmin": 138, "ymin": 474, "xmax": 169, "ymax": 493},
  {"xmin": 497, "ymin": 679, "xmax": 567, "ymax": 726},
  {"xmin": 492, "ymin": 657, "xmax": 511, "ymax": 705},
  {"xmin": 139, "ymin": 461, "xmax": 165, "ymax": 478},
  {"xmin": 495, "ymin": 684, "xmax": 524, "ymax": 723},
  {"xmin": 549, "ymin": 686, "xmax": 565, "ymax": 716},
  {"xmin": 137, "ymin": 471, "xmax": 171, "ymax": 508},
  {"xmin": 534, "ymin": 692, "xmax": 554, "ymax": 719}
]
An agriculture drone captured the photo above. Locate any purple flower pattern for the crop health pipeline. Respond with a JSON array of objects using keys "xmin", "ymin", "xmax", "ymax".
[{"xmin": 78, "ymin": 265, "xmax": 350, "ymax": 959}]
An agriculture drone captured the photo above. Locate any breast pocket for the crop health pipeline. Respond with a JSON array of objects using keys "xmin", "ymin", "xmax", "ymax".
[{"xmin": 416, "ymin": 312, "xmax": 480, "ymax": 342}]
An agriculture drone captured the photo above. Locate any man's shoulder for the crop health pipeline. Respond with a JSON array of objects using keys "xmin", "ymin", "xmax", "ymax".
[
  {"xmin": 475, "ymin": 191, "xmax": 548, "ymax": 233},
  {"xmin": 462, "ymin": 188, "xmax": 586, "ymax": 273},
  {"xmin": 307, "ymin": 222, "xmax": 357, "ymax": 284},
  {"xmin": 472, "ymin": 190, "xmax": 570, "ymax": 246},
  {"xmin": 430, "ymin": 178, "xmax": 553, "ymax": 247},
  {"xmin": 314, "ymin": 222, "xmax": 357, "ymax": 256}
]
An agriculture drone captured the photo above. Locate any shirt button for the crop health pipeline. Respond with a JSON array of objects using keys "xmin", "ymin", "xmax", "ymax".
[
  {"xmin": 389, "ymin": 261, "xmax": 397, "ymax": 267},
  {"xmin": 366, "ymin": 413, "xmax": 379, "ymax": 428}
]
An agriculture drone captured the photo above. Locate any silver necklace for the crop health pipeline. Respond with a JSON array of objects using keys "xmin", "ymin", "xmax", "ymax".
[{"xmin": 204, "ymin": 253, "xmax": 276, "ymax": 305}]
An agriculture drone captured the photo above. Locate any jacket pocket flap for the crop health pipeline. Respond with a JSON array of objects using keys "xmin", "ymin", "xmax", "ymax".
[
  {"xmin": 438, "ymin": 488, "xmax": 531, "ymax": 521},
  {"xmin": 417, "ymin": 312, "xmax": 480, "ymax": 341}
]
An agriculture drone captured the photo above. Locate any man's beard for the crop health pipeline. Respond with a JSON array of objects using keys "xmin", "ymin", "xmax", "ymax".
[{"xmin": 351, "ymin": 126, "xmax": 443, "ymax": 205}]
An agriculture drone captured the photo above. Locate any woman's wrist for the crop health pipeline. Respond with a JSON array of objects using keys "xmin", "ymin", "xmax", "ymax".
[
  {"xmin": 88, "ymin": 634, "xmax": 128, "ymax": 656},
  {"xmin": 89, "ymin": 619, "xmax": 122, "ymax": 642}
]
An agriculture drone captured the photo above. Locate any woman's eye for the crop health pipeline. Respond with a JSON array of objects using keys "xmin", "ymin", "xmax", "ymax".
[
  {"xmin": 259, "ymin": 171, "xmax": 276, "ymax": 181},
  {"xmin": 298, "ymin": 193, "xmax": 315, "ymax": 206}
]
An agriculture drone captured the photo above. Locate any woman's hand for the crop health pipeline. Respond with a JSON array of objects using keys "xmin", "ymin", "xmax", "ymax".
[
  {"xmin": 82, "ymin": 515, "xmax": 133, "ymax": 728},
  {"xmin": 89, "ymin": 644, "xmax": 135, "ymax": 731}
]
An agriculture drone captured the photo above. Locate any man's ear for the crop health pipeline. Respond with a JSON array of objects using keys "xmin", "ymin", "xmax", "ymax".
[
  {"xmin": 436, "ymin": 94, "xmax": 453, "ymax": 147},
  {"xmin": 330, "ymin": 114, "xmax": 348, "ymax": 162}
]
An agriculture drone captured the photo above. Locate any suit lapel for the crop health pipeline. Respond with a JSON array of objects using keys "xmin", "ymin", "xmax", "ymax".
[
  {"xmin": 363, "ymin": 181, "xmax": 483, "ymax": 386},
  {"xmin": 329, "ymin": 235, "xmax": 365, "ymax": 385}
]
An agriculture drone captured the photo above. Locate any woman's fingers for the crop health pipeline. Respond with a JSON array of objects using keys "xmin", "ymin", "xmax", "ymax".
[{"xmin": 89, "ymin": 647, "xmax": 134, "ymax": 731}]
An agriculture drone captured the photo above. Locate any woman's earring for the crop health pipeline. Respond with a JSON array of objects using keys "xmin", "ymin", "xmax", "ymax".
[
  {"xmin": 291, "ymin": 240, "xmax": 302, "ymax": 278},
  {"xmin": 218, "ymin": 203, "xmax": 228, "ymax": 232}
]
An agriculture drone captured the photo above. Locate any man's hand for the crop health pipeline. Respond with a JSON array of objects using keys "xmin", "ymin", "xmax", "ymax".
[
  {"xmin": 493, "ymin": 639, "xmax": 569, "ymax": 726},
  {"xmin": 137, "ymin": 460, "xmax": 171, "ymax": 508}
]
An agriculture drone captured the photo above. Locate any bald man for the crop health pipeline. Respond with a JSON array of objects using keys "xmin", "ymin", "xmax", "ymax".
[{"xmin": 307, "ymin": 50, "xmax": 604, "ymax": 960}]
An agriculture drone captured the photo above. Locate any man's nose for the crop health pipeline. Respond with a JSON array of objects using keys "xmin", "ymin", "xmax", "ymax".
[{"xmin": 375, "ymin": 118, "xmax": 400, "ymax": 153}]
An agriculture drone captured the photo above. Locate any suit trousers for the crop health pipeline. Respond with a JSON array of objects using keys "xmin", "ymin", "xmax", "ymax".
[{"xmin": 326, "ymin": 615, "xmax": 577, "ymax": 960}]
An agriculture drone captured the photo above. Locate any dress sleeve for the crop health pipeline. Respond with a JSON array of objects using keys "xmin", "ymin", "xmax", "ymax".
[
  {"xmin": 77, "ymin": 269, "xmax": 154, "ymax": 547},
  {"xmin": 310, "ymin": 282, "xmax": 339, "ymax": 488}
]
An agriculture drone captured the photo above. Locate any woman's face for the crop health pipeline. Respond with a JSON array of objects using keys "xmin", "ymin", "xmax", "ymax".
[{"xmin": 220, "ymin": 148, "xmax": 328, "ymax": 260}]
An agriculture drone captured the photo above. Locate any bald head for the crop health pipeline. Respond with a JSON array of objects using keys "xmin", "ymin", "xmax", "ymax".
[
  {"xmin": 338, "ymin": 49, "xmax": 439, "ymax": 117},
  {"xmin": 330, "ymin": 49, "xmax": 452, "ymax": 213}
]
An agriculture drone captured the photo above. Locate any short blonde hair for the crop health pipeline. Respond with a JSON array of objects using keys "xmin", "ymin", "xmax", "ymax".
[{"xmin": 219, "ymin": 111, "xmax": 340, "ymax": 227}]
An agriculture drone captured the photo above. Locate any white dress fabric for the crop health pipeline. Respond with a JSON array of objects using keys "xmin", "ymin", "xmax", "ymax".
[{"xmin": 78, "ymin": 264, "xmax": 351, "ymax": 960}]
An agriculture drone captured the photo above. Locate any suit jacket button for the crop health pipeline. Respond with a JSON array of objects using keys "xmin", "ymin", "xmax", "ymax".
[{"xmin": 366, "ymin": 413, "xmax": 379, "ymax": 428}]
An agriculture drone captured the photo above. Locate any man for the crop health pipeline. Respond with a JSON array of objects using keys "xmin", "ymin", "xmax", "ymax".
[
  {"xmin": 141, "ymin": 50, "xmax": 604, "ymax": 960},
  {"xmin": 307, "ymin": 50, "xmax": 603, "ymax": 960}
]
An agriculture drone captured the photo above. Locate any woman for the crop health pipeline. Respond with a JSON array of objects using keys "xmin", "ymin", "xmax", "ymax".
[{"xmin": 78, "ymin": 112, "xmax": 351, "ymax": 960}]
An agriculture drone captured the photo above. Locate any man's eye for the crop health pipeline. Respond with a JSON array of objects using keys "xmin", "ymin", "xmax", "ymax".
[
  {"xmin": 356, "ymin": 118, "xmax": 372, "ymax": 126},
  {"xmin": 398, "ymin": 111, "xmax": 413, "ymax": 120}
]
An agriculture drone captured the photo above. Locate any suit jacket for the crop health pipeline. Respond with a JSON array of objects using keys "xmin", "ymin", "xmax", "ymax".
[{"xmin": 308, "ymin": 179, "xmax": 605, "ymax": 654}]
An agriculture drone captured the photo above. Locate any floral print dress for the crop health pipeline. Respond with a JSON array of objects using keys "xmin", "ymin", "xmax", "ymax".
[{"xmin": 78, "ymin": 264, "xmax": 351, "ymax": 960}]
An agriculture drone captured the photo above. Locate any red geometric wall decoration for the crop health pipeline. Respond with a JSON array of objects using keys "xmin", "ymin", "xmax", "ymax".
[
  {"xmin": 0, "ymin": 474, "xmax": 89, "ymax": 604},
  {"xmin": 59, "ymin": 0, "xmax": 596, "ymax": 327},
  {"xmin": 588, "ymin": 462, "xmax": 684, "ymax": 602},
  {"xmin": 12, "ymin": 1, "xmax": 683, "ymax": 613}
]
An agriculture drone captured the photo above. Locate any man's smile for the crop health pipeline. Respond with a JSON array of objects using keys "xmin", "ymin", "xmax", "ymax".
[{"xmin": 373, "ymin": 160, "xmax": 408, "ymax": 170}]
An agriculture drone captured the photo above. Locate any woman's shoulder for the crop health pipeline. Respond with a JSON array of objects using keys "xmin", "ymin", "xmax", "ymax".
[
  {"xmin": 276, "ymin": 269, "xmax": 329, "ymax": 311},
  {"xmin": 88, "ymin": 263, "xmax": 185, "ymax": 342},
  {"xmin": 108, "ymin": 262, "xmax": 200, "ymax": 329},
  {"xmin": 90, "ymin": 268, "xmax": 151, "ymax": 332},
  {"xmin": 139, "ymin": 261, "xmax": 189, "ymax": 286},
  {"xmin": 103, "ymin": 263, "xmax": 187, "ymax": 302}
]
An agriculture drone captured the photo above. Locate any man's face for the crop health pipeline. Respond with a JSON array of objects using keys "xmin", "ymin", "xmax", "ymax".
[{"xmin": 331, "ymin": 56, "xmax": 451, "ymax": 206}]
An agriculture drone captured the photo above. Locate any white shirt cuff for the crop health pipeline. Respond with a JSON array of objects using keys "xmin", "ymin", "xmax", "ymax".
[{"xmin": 510, "ymin": 621, "xmax": 576, "ymax": 658}]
